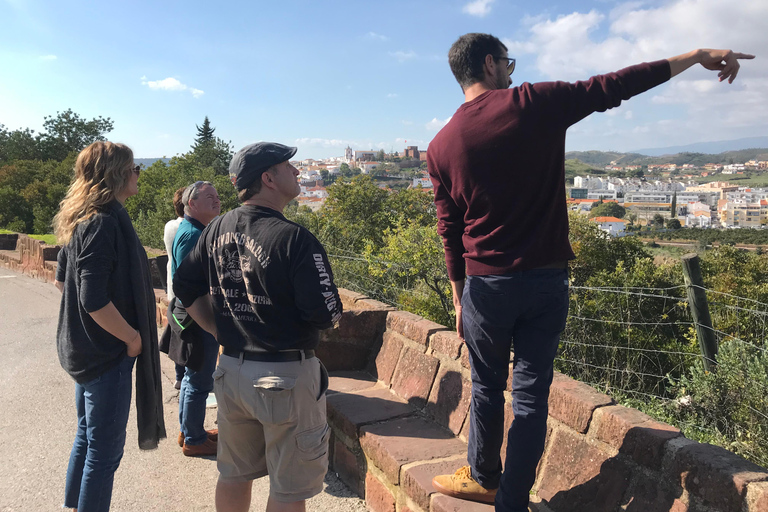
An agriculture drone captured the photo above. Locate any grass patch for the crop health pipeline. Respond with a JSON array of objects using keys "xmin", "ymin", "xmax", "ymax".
[
  {"xmin": 28, "ymin": 234, "xmax": 58, "ymax": 245},
  {"xmin": 0, "ymin": 229, "xmax": 16, "ymax": 234}
]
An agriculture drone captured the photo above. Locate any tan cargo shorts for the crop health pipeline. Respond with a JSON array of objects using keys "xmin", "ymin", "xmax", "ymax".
[{"xmin": 213, "ymin": 352, "xmax": 330, "ymax": 502}]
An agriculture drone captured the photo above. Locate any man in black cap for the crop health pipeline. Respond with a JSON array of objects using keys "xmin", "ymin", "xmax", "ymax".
[{"xmin": 173, "ymin": 142, "xmax": 342, "ymax": 512}]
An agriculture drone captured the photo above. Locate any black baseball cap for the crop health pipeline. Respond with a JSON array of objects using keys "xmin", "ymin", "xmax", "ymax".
[{"xmin": 229, "ymin": 142, "xmax": 298, "ymax": 191}]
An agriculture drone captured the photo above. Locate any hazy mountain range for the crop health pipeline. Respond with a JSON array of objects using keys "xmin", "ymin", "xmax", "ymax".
[{"xmin": 629, "ymin": 137, "xmax": 768, "ymax": 157}]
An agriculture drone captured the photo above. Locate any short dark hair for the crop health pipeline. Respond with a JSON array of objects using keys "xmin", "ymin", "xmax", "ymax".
[
  {"xmin": 237, "ymin": 170, "xmax": 268, "ymax": 202},
  {"xmin": 448, "ymin": 33, "xmax": 507, "ymax": 89}
]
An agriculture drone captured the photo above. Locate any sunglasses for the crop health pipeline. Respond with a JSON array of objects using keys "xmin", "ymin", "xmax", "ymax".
[
  {"xmin": 131, "ymin": 165, "xmax": 141, "ymax": 176},
  {"xmin": 500, "ymin": 57, "xmax": 516, "ymax": 76}
]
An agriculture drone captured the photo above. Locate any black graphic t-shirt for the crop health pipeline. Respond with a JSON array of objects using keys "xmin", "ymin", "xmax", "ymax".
[{"xmin": 173, "ymin": 205, "xmax": 342, "ymax": 352}]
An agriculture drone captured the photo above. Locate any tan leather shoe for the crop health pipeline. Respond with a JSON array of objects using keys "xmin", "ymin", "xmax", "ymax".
[
  {"xmin": 179, "ymin": 430, "xmax": 219, "ymax": 448},
  {"xmin": 182, "ymin": 437, "xmax": 217, "ymax": 457},
  {"xmin": 432, "ymin": 466, "xmax": 497, "ymax": 504}
]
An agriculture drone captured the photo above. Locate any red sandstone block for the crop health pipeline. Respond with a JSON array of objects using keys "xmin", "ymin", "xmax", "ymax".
[
  {"xmin": 667, "ymin": 441, "xmax": 768, "ymax": 511},
  {"xmin": 459, "ymin": 344, "xmax": 471, "ymax": 370},
  {"xmin": 619, "ymin": 469, "xmax": 686, "ymax": 511},
  {"xmin": 328, "ymin": 370, "xmax": 378, "ymax": 395},
  {"xmin": 459, "ymin": 405, "xmax": 471, "ymax": 442},
  {"xmin": 391, "ymin": 347, "xmax": 440, "ymax": 406},
  {"xmin": 427, "ymin": 365, "xmax": 472, "ymax": 435},
  {"xmin": 537, "ymin": 428, "xmax": 631, "ymax": 512},
  {"xmin": 747, "ymin": 481, "xmax": 768, "ymax": 512},
  {"xmin": 431, "ymin": 494, "xmax": 492, "ymax": 512},
  {"xmin": 327, "ymin": 385, "xmax": 415, "ymax": 439},
  {"xmin": 430, "ymin": 331, "xmax": 463, "ymax": 359},
  {"xmin": 357, "ymin": 298, "xmax": 396, "ymax": 310},
  {"xmin": 333, "ymin": 435, "xmax": 365, "ymax": 497},
  {"xmin": 360, "ymin": 416, "xmax": 466, "ymax": 485},
  {"xmin": 367, "ymin": 472, "xmax": 396, "ymax": 512},
  {"xmin": 403, "ymin": 458, "xmax": 467, "ymax": 511},
  {"xmin": 375, "ymin": 332, "xmax": 405, "ymax": 385},
  {"xmin": 499, "ymin": 403, "xmax": 515, "ymax": 468},
  {"xmin": 548, "ymin": 372, "xmax": 613, "ymax": 433},
  {"xmin": 336, "ymin": 309, "xmax": 389, "ymax": 340},
  {"xmin": 591, "ymin": 405, "xmax": 681, "ymax": 469},
  {"xmin": 387, "ymin": 311, "xmax": 446, "ymax": 346},
  {"xmin": 338, "ymin": 288, "xmax": 368, "ymax": 310},
  {"xmin": 387, "ymin": 310, "xmax": 423, "ymax": 336}
]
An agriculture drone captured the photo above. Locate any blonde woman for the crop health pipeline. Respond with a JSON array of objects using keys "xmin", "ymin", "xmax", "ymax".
[{"xmin": 54, "ymin": 141, "xmax": 165, "ymax": 512}]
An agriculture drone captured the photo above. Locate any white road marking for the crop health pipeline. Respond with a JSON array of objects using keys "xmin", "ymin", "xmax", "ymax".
[{"xmin": 0, "ymin": 276, "xmax": 17, "ymax": 279}]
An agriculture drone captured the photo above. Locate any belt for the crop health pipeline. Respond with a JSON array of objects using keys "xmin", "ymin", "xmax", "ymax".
[{"xmin": 222, "ymin": 348, "xmax": 315, "ymax": 362}]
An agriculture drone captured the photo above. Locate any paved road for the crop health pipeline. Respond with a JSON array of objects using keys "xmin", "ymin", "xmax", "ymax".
[{"xmin": 0, "ymin": 267, "xmax": 366, "ymax": 512}]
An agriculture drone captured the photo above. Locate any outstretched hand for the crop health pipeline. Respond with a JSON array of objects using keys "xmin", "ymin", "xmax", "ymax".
[{"xmin": 699, "ymin": 49, "xmax": 755, "ymax": 83}]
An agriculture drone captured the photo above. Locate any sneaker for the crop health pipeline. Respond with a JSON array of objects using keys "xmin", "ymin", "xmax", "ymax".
[
  {"xmin": 178, "ymin": 429, "xmax": 219, "ymax": 447},
  {"xmin": 174, "ymin": 380, "xmax": 182, "ymax": 390},
  {"xmin": 182, "ymin": 437, "xmax": 217, "ymax": 457},
  {"xmin": 432, "ymin": 466, "xmax": 497, "ymax": 504}
]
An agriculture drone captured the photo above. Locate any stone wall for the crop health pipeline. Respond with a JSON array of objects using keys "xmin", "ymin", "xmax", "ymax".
[
  {"xmin": 0, "ymin": 234, "xmax": 59, "ymax": 282},
  {"xmin": 4, "ymin": 235, "xmax": 767, "ymax": 511},
  {"xmin": 323, "ymin": 290, "xmax": 768, "ymax": 512}
]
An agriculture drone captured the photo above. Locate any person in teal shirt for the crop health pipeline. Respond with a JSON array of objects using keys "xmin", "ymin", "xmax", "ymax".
[{"xmin": 171, "ymin": 180, "xmax": 221, "ymax": 457}]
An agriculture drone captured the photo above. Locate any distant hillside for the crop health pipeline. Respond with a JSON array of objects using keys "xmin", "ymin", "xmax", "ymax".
[
  {"xmin": 631, "ymin": 137, "xmax": 768, "ymax": 156},
  {"xmin": 565, "ymin": 148, "xmax": 768, "ymax": 169},
  {"xmin": 135, "ymin": 158, "xmax": 171, "ymax": 168}
]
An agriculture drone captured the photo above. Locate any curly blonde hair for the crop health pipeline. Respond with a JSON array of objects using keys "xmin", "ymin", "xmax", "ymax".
[{"xmin": 53, "ymin": 141, "xmax": 134, "ymax": 245}]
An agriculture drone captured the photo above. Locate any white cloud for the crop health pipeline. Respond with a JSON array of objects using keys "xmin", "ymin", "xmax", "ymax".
[
  {"xmin": 504, "ymin": 0, "xmax": 766, "ymax": 80},
  {"xmin": 401, "ymin": 120, "xmax": 414, "ymax": 126},
  {"xmin": 367, "ymin": 32, "xmax": 389, "ymax": 42},
  {"xmin": 141, "ymin": 77, "xmax": 204, "ymax": 98},
  {"xmin": 463, "ymin": 0, "xmax": 495, "ymax": 17},
  {"xmin": 387, "ymin": 93, "xmax": 399, "ymax": 98},
  {"xmin": 503, "ymin": 0, "xmax": 767, "ymax": 148},
  {"xmin": 389, "ymin": 50, "xmax": 417, "ymax": 62},
  {"xmin": 426, "ymin": 117, "xmax": 452, "ymax": 131},
  {"xmin": 39, "ymin": 54, "xmax": 57, "ymax": 61}
]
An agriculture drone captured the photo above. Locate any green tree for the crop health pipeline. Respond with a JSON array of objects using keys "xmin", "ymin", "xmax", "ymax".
[
  {"xmin": 364, "ymin": 220, "xmax": 452, "ymax": 326},
  {"xmin": 189, "ymin": 117, "xmax": 232, "ymax": 175},
  {"xmin": 652, "ymin": 213, "xmax": 665, "ymax": 228},
  {"xmin": 0, "ymin": 126, "xmax": 41, "ymax": 164},
  {"xmin": 666, "ymin": 218, "xmax": 682, "ymax": 230},
  {"xmin": 192, "ymin": 116, "xmax": 215, "ymax": 149},
  {"xmin": 376, "ymin": 149, "xmax": 386, "ymax": 162},
  {"xmin": 588, "ymin": 202, "xmax": 626, "ymax": 219},
  {"xmin": 321, "ymin": 175, "xmax": 389, "ymax": 251},
  {"xmin": 38, "ymin": 109, "xmax": 113, "ymax": 161}
]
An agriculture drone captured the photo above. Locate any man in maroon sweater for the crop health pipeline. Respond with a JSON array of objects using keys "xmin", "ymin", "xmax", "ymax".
[{"xmin": 427, "ymin": 33, "xmax": 753, "ymax": 512}]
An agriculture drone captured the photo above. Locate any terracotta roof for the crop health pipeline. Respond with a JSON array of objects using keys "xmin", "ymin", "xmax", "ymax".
[{"xmin": 591, "ymin": 216, "xmax": 628, "ymax": 223}]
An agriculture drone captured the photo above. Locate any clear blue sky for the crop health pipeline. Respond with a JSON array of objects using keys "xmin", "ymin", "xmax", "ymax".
[{"xmin": 1, "ymin": 0, "xmax": 765, "ymax": 160}]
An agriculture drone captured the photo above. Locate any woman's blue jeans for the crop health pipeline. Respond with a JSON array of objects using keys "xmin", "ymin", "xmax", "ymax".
[
  {"xmin": 462, "ymin": 269, "xmax": 569, "ymax": 512},
  {"xmin": 64, "ymin": 355, "xmax": 135, "ymax": 512}
]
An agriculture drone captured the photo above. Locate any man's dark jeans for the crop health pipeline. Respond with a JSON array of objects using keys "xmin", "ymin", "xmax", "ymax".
[
  {"xmin": 462, "ymin": 269, "xmax": 569, "ymax": 512},
  {"xmin": 179, "ymin": 330, "xmax": 218, "ymax": 445}
]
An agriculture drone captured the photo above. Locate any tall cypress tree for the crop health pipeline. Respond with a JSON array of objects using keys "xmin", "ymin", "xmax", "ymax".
[{"xmin": 671, "ymin": 190, "xmax": 677, "ymax": 218}]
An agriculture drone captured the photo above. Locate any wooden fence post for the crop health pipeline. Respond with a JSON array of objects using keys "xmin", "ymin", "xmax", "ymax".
[{"xmin": 681, "ymin": 253, "xmax": 718, "ymax": 372}]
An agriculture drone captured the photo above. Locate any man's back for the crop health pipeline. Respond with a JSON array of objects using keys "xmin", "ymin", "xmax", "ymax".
[{"xmin": 174, "ymin": 203, "xmax": 342, "ymax": 353}]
